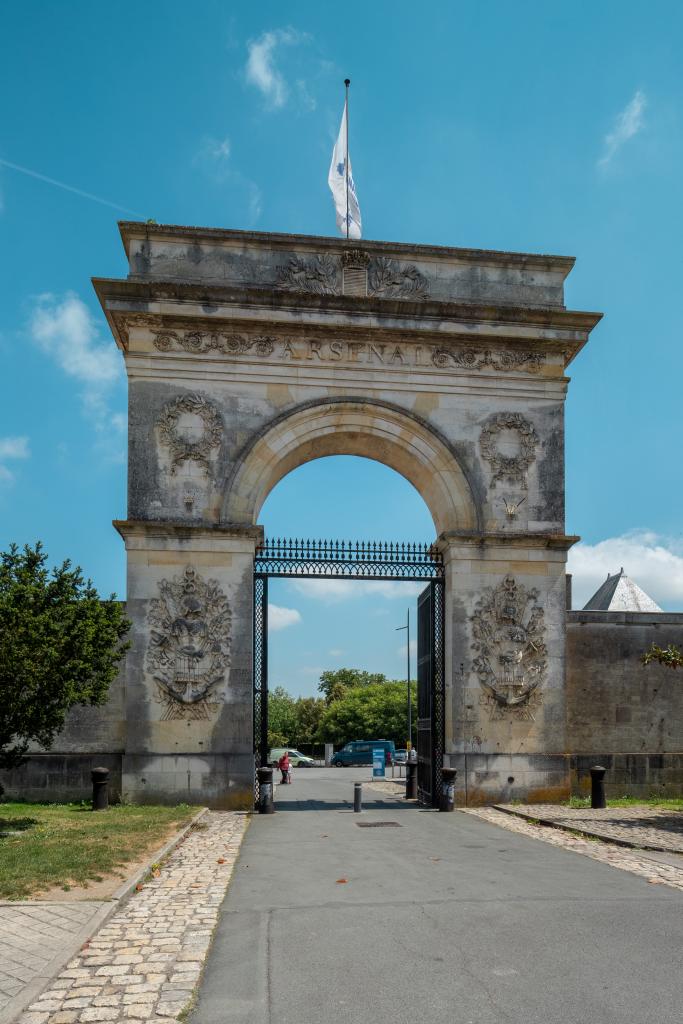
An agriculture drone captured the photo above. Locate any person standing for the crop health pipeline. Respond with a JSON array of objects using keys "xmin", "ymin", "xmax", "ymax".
[{"xmin": 278, "ymin": 751, "xmax": 290, "ymax": 785}]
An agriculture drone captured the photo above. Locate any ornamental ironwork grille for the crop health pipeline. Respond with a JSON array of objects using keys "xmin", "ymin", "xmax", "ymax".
[{"xmin": 254, "ymin": 538, "xmax": 444, "ymax": 580}]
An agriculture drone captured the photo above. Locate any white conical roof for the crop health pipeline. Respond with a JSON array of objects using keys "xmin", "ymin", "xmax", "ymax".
[{"xmin": 582, "ymin": 568, "xmax": 662, "ymax": 612}]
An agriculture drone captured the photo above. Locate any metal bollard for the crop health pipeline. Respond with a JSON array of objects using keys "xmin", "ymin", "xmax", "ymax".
[
  {"xmin": 590, "ymin": 765, "xmax": 607, "ymax": 809},
  {"xmin": 91, "ymin": 766, "xmax": 110, "ymax": 811},
  {"xmin": 353, "ymin": 782, "xmax": 362, "ymax": 813},
  {"xmin": 439, "ymin": 767, "xmax": 457, "ymax": 812},
  {"xmin": 405, "ymin": 761, "xmax": 417, "ymax": 800},
  {"xmin": 257, "ymin": 766, "xmax": 275, "ymax": 814}
]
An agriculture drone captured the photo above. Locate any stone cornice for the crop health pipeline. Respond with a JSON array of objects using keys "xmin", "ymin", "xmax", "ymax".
[
  {"xmin": 113, "ymin": 519, "xmax": 264, "ymax": 542},
  {"xmin": 93, "ymin": 277, "xmax": 600, "ymax": 366},
  {"xmin": 437, "ymin": 531, "xmax": 580, "ymax": 551},
  {"xmin": 117, "ymin": 221, "xmax": 577, "ymax": 276}
]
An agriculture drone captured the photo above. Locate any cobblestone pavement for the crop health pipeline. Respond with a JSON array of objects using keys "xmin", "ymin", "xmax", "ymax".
[
  {"xmin": 17, "ymin": 811, "xmax": 248, "ymax": 1024},
  {"xmin": 465, "ymin": 806, "xmax": 683, "ymax": 891},
  {"xmin": 496, "ymin": 803, "xmax": 683, "ymax": 852},
  {"xmin": 0, "ymin": 903, "xmax": 109, "ymax": 1024}
]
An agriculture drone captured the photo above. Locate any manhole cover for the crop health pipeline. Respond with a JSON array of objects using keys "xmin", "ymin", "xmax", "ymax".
[{"xmin": 356, "ymin": 821, "xmax": 402, "ymax": 828}]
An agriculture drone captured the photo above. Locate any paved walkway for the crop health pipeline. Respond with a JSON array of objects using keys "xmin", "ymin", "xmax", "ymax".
[
  {"xmin": 191, "ymin": 768, "xmax": 683, "ymax": 1024},
  {"xmin": 496, "ymin": 802, "xmax": 683, "ymax": 853},
  {"xmin": 0, "ymin": 903, "xmax": 109, "ymax": 1024},
  {"xmin": 17, "ymin": 812, "xmax": 247, "ymax": 1024}
]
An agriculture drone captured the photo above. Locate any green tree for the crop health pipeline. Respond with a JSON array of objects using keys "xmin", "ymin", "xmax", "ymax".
[
  {"xmin": 317, "ymin": 680, "xmax": 417, "ymax": 748},
  {"xmin": 0, "ymin": 543, "xmax": 130, "ymax": 778},
  {"xmin": 292, "ymin": 697, "xmax": 326, "ymax": 746},
  {"xmin": 267, "ymin": 686, "xmax": 297, "ymax": 747},
  {"xmin": 318, "ymin": 668, "xmax": 388, "ymax": 704}
]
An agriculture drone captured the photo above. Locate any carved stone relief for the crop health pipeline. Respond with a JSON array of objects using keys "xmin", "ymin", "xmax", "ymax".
[
  {"xmin": 150, "ymin": 328, "xmax": 545, "ymax": 376},
  {"xmin": 153, "ymin": 330, "xmax": 275, "ymax": 357},
  {"xmin": 471, "ymin": 575, "xmax": 547, "ymax": 721},
  {"xmin": 432, "ymin": 348, "xmax": 543, "ymax": 373},
  {"xmin": 479, "ymin": 413, "xmax": 539, "ymax": 488},
  {"xmin": 147, "ymin": 567, "xmax": 232, "ymax": 720},
  {"xmin": 341, "ymin": 249, "xmax": 370, "ymax": 268},
  {"xmin": 157, "ymin": 393, "xmax": 223, "ymax": 475},
  {"xmin": 368, "ymin": 256, "xmax": 429, "ymax": 299},
  {"xmin": 275, "ymin": 255, "xmax": 340, "ymax": 294}
]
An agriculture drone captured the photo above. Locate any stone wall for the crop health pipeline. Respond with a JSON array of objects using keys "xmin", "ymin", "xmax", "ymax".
[
  {"xmin": 0, "ymin": 665, "xmax": 125, "ymax": 802},
  {"xmin": 566, "ymin": 611, "xmax": 683, "ymax": 796}
]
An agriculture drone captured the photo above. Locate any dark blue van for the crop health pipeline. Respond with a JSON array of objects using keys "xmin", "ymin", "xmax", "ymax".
[{"xmin": 331, "ymin": 740, "xmax": 396, "ymax": 767}]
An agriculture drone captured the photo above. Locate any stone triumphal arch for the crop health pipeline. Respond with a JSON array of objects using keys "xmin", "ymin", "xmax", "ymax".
[{"xmin": 95, "ymin": 223, "xmax": 600, "ymax": 808}]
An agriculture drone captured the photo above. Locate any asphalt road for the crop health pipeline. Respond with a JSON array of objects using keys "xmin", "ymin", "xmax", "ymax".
[{"xmin": 191, "ymin": 768, "xmax": 683, "ymax": 1024}]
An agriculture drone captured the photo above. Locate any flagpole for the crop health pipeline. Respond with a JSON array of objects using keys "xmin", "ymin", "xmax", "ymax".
[{"xmin": 344, "ymin": 78, "xmax": 350, "ymax": 240}]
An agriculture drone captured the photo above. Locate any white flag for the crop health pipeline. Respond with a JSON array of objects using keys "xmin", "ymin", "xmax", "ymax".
[{"xmin": 328, "ymin": 104, "xmax": 361, "ymax": 239}]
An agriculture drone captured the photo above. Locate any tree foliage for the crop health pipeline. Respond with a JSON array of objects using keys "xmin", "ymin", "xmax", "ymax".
[
  {"xmin": 267, "ymin": 686, "xmax": 298, "ymax": 748},
  {"xmin": 318, "ymin": 667, "xmax": 389, "ymax": 704},
  {"xmin": 317, "ymin": 680, "xmax": 417, "ymax": 748},
  {"xmin": 642, "ymin": 643, "xmax": 683, "ymax": 670},
  {"xmin": 0, "ymin": 543, "xmax": 130, "ymax": 775}
]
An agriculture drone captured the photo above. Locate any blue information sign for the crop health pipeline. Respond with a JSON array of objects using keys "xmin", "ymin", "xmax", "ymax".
[{"xmin": 372, "ymin": 747, "xmax": 385, "ymax": 778}]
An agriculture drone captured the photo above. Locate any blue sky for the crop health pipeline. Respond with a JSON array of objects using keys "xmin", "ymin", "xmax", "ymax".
[{"xmin": 1, "ymin": 1, "xmax": 682, "ymax": 695}]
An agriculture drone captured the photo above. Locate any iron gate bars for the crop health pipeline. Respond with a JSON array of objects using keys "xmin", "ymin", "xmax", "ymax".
[
  {"xmin": 253, "ymin": 537, "xmax": 445, "ymax": 807},
  {"xmin": 254, "ymin": 538, "xmax": 444, "ymax": 580}
]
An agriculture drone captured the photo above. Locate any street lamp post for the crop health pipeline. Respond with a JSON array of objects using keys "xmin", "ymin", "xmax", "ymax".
[{"xmin": 395, "ymin": 610, "xmax": 412, "ymax": 751}]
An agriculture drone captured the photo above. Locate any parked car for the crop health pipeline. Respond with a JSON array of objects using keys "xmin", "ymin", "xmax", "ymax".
[
  {"xmin": 331, "ymin": 740, "xmax": 396, "ymax": 767},
  {"xmin": 394, "ymin": 749, "xmax": 408, "ymax": 764},
  {"xmin": 269, "ymin": 748, "xmax": 316, "ymax": 768}
]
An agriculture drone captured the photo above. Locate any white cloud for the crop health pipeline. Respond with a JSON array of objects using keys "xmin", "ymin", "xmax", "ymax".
[
  {"xmin": 568, "ymin": 530, "xmax": 683, "ymax": 609},
  {"xmin": 30, "ymin": 292, "xmax": 120, "ymax": 385},
  {"xmin": 598, "ymin": 90, "xmax": 646, "ymax": 168},
  {"xmin": 245, "ymin": 28, "xmax": 308, "ymax": 109},
  {"xmin": 328, "ymin": 648, "xmax": 345, "ymax": 657},
  {"xmin": 0, "ymin": 436, "xmax": 29, "ymax": 460},
  {"xmin": 290, "ymin": 579, "xmax": 425, "ymax": 603},
  {"xmin": 28, "ymin": 293, "xmax": 126, "ymax": 455},
  {"xmin": 0, "ymin": 435, "xmax": 30, "ymax": 486},
  {"xmin": 268, "ymin": 603, "xmax": 302, "ymax": 631}
]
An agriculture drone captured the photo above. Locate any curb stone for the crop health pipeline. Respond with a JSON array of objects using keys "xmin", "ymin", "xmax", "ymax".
[
  {"xmin": 0, "ymin": 807, "xmax": 209, "ymax": 1024},
  {"xmin": 492, "ymin": 804, "xmax": 682, "ymax": 854}
]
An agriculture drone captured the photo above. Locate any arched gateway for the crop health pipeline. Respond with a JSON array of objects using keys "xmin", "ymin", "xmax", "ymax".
[{"xmin": 95, "ymin": 223, "xmax": 601, "ymax": 808}]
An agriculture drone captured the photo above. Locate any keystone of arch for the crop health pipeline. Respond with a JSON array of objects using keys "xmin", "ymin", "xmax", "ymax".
[{"xmin": 221, "ymin": 398, "xmax": 479, "ymax": 535}]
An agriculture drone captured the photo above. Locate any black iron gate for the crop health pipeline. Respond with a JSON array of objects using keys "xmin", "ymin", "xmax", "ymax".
[
  {"xmin": 253, "ymin": 538, "xmax": 445, "ymax": 806},
  {"xmin": 416, "ymin": 581, "xmax": 445, "ymax": 807}
]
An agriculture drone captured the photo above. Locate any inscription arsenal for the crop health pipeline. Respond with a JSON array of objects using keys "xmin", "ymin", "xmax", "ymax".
[{"xmin": 152, "ymin": 330, "xmax": 545, "ymax": 373}]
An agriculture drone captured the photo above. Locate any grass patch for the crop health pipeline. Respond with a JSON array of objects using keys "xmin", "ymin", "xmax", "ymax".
[
  {"xmin": 0, "ymin": 801, "xmax": 199, "ymax": 900},
  {"xmin": 566, "ymin": 795, "xmax": 683, "ymax": 810}
]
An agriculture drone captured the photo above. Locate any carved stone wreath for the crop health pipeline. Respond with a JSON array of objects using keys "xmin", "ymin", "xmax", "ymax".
[
  {"xmin": 479, "ymin": 413, "xmax": 539, "ymax": 488},
  {"xmin": 368, "ymin": 257, "xmax": 429, "ymax": 299},
  {"xmin": 275, "ymin": 255, "xmax": 340, "ymax": 294},
  {"xmin": 157, "ymin": 393, "xmax": 223, "ymax": 475},
  {"xmin": 147, "ymin": 567, "xmax": 231, "ymax": 720},
  {"xmin": 471, "ymin": 575, "xmax": 547, "ymax": 721}
]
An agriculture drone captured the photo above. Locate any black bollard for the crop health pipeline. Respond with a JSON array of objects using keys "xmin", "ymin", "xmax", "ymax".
[
  {"xmin": 91, "ymin": 766, "xmax": 110, "ymax": 811},
  {"xmin": 405, "ymin": 761, "xmax": 417, "ymax": 800},
  {"xmin": 590, "ymin": 765, "xmax": 607, "ymax": 809},
  {"xmin": 257, "ymin": 766, "xmax": 275, "ymax": 814},
  {"xmin": 353, "ymin": 782, "xmax": 362, "ymax": 813},
  {"xmin": 439, "ymin": 767, "xmax": 457, "ymax": 812}
]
